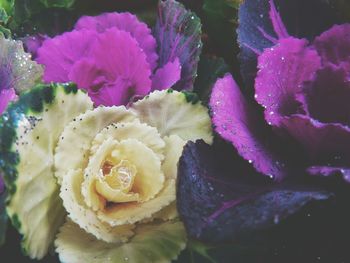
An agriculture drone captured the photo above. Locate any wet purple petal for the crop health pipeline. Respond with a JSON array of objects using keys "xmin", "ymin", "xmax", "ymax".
[
  {"xmin": 210, "ymin": 73, "xmax": 287, "ymax": 181},
  {"xmin": 314, "ymin": 24, "xmax": 350, "ymax": 71},
  {"xmin": 298, "ymin": 66, "xmax": 350, "ymax": 126},
  {"xmin": 255, "ymin": 37, "xmax": 321, "ymax": 125},
  {"xmin": 151, "ymin": 58, "xmax": 181, "ymax": 90},
  {"xmin": 75, "ymin": 12, "xmax": 158, "ymax": 71},
  {"xmin": 37, "ymin": 29, "xmax": 98, "ymax": 82},
  {"xmin": 280, "ymin": 114, "xmax": 350, "ymax": 164},
  {"xmin": 307, "ymin": 166, "xmax": 350, "ymax": 183}
]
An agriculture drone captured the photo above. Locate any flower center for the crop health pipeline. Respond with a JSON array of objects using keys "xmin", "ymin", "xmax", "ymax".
[
  {"xmin": 95, "ymin": 159, "xmax": 140, "ymax": 204},
  {"xmin": 103, "ymin": 160, "xmax": 137, "ymax": 193}
]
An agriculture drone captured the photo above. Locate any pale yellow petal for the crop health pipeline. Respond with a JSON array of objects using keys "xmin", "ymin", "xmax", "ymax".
[
  {"xmin": 98, "ymin": 179, "xmax": 176, "ymax": 226},
  {"xmin": 54, "ymin": 106, "xmax": 137, "ymax": 184},
  {"xmin": 91, "ymin": 119, "xmax": 165, "ymax": 160},
  {"xmin": 60, "ymin": 169, "xmax": 135, "ymax": 243}
]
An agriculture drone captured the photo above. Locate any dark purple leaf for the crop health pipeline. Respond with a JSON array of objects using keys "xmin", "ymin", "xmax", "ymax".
[
  {"xmin": 237, "ymin": 0, "xmax": 277, "ymax": 89},
  {"xmin": 314, "ymin": 24, "xmax": 350, "ymax": 73},
  {"xmin": 153, "ymin": 0, "xmax": 202, "ymax": 90},
  {"xmin": 177, "ymin": 140, "xmax": 333, "ymax": 243},
  {"xmin": 280, "ymin": 114, "xmax": 350, "ymax": 165},
  {"xmin": 299, "ymin": 66, "xmax": 350, "ymax": 126}
]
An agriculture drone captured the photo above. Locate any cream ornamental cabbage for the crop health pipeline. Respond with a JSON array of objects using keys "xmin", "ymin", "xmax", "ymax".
[{"xmin": 2, "ymin": 84, "xmax": 213, "ymax": 262}]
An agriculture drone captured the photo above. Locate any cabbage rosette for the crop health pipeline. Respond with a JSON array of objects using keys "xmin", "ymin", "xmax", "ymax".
[{"xmin": 0, "ymin": 83, "xmax": 212, "ymax": 262}]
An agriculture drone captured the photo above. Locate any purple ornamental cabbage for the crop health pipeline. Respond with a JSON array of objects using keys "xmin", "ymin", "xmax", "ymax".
[
  {"xmin": 176, "ymin": 0, "xmax": 348, "ymax": 245},
  {"xmin": 36, "ymin": 0, "xmax": 202, "ymax": 106},
  {"xmin": 211, "ymin": 3, "xmax": 350, "ymax": 182}
]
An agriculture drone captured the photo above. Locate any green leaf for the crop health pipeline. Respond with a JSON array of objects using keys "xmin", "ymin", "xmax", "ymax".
[
  {"xmin": 202, "ymin": 0, "xmax": 240, "ymax": 67},
  {"xmin": 0, "ymin": 0, "xmax": 14, "ymax": 14},
  {"xmin": 193, "ymin": 56, "xmax": 230, "ymax": 104},
  {"xmin": 39, "ymin": 0, "xmax": 75, "ymax": 8},
  {"xmin": 1, "ymin": 0, "xmax": 77, "ymax": 36}
]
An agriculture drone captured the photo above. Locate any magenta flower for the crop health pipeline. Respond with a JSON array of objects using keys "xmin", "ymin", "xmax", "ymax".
[
  {"xmin": 211, "ymin": 1, "xmax": 350, "ymax": 182},
  {"xmin": 36, "ymin": 0, "xmax": 202, "ymax": 106}
]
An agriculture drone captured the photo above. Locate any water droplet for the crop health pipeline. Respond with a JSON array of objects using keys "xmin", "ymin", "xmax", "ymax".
[
  {"xmin": 248, "ymin": 160, "xmax": 253, "ymax": 164},
  {"xmin": 269, "ymin": 111, "xmax": 274, "ymax": 115},
  {"xmin": 281, "ymin": 56, "xmax": 285, "ymax": 61},
  {"xmin": 254, "ymin": 94, "xmax": 258, "ymax": 99},
  {"xmin": 268, "ymin": 122, "xmax": 272, "ymax": 125},
  {"xmin": 273, "ymin": 215, "xmax": 279, "ymax": 224},
  {"xmin": 191, "ymin": 15, "xmax": 195, "ymax": 20},
  {"xmin": 268, "ymin": 174, "xmax": 274, "ymax": 179},
  {"xmin": 260, "ymin": 14, "xmax": 264, "ymax": 18}
]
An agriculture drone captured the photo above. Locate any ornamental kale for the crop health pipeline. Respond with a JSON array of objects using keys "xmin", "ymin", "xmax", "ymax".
[
  {"xmin": 35, "ymin": 0, "xmax": 202, "ymax": 106},
  {"xmin": 177, "ymin": 0, "xmax": 350, "ymax": 246}
]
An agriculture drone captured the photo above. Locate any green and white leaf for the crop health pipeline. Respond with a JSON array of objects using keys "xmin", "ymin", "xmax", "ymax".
[
  {"xmin": 131, "ymin": 90, "xmax": 213, "ymax": 144},
  {"xmin": 0, "ymin": 83, "xmax": 93, "ymax": 259},
  {"xmin": 56, "ymin": 219, "xmax": 187, "ymax": 263}
]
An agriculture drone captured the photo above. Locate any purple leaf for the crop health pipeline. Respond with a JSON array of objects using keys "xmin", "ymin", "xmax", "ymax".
[
  {"xmin": 255, "ymin": 37, "xmax": 321, "ymax": 126},
  {"xmin": 0, "ymin": 89, "xmax": 16, "ymax": 115},
  {"xmin": 151, "ymin": 57, "xmax": 181, "ymax": 90},
  {"xmin": 70, "ymin": 28, "xmax": 152, "ymax": 106},
  {"xmin": 237, "ymin": 0, "xmax": 343, "ymax": 89},
  {"xmin": 37, "ymin": 28, "xmax": 152, "ymax": 106},
  {"xmin": 75, "ymin": 12, "xmax": 158, "ymax": 71},
  {"xmin": 37, "ymin": 29, "xmax": 98, "ymax": 82},
  {"xmin": 177, "ymin": 140, "xmax": 333, "ymax": 243},
  {"xmin": 307, "ymin": 166, "xmax": 350, "ymax": 183},
  {"xmin": 210, "ymin": 73, "xmax": 287, "ymax": 181},
  {"xmin": 154, "ymin": 0, "xmax": 202, "ymax": 90},
  {"xmin": 280, "ymin": 114, "xmax": 350, "ymax": 166},
  {"xmin": 314, "ymin": 24, "xmax": 350, "ymax": 73},
  {"xmin": 237, "ymin": 0, "xmax": 277, "ymax": 89},
  {"xmin": 23, "ymin": 34, "xmax": 50, "ymax": 59},
  {"xmin": 298, "ymin": 66, "xmax": 350, "ymax": 126}
]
